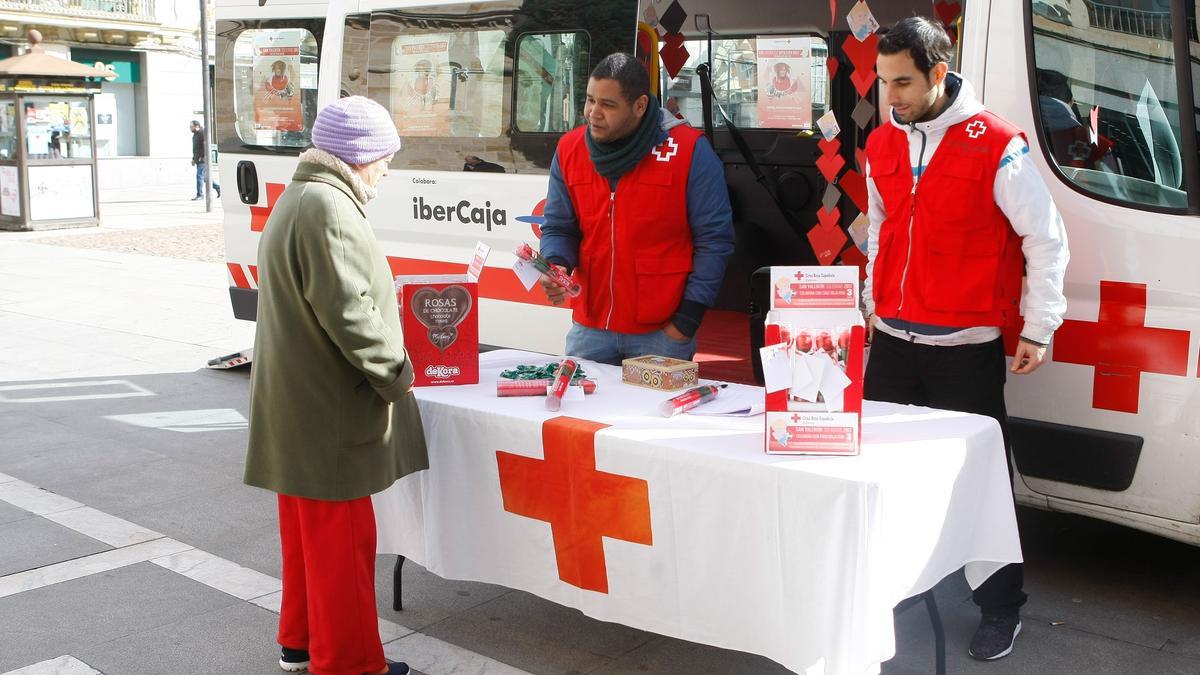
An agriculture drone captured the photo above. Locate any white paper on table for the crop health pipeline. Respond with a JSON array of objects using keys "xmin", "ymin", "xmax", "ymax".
[
  {"xmin": 686, "ymin": 388, "xmax": 765, "ymax": 416},
  {"xmin": 791, "ymin": 352, "xmax": 823, "ymax": 402},
  {"xmin": 817, "ymin": 354, "xmax": 852, "ymax": 412},
  {"xmin": 513, "ymin": 258, "xmax": 542, "ymax": 291},
  {"xmin": 760, "ymin": 344, "xmax": 792, "ymax": 393}
]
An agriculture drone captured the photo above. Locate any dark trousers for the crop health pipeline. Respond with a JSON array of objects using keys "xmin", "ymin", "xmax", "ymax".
[{"xmin": 864, "ymin": 330, "xmax": 1027, "ymax": 617}]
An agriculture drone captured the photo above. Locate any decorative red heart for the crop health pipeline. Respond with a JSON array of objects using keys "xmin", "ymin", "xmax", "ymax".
[
  {"xmin": 934, "ymin": 1, "xmax": 962, "ymax": 27},
  {"xmin": 817, "ymin": 205, "xmax": 841, "ymax": 230},
  {"xmin": 411, "ymin": 285, "xmax": 473, "ymax": 330},
  {"xmin": 816, "ymin": 152, "xmax": 846, "ymax": 182},
  {"xmin": 850, "ymin": 69, "xmax": 876, "ymax": 97},
  {"xmin": 818, "ymin": 137, "xmax": 841, "ymax": 155},
  {"xmin": 807, "ymin": 224, "xmax": 848, "ymax": 266},
  {"xmin": 841, "ymin": 33, "xmax": 878, "ymax": 76},
  {"xmin": 839, "ymin": 169, "xmax": 869, "ymax": 215}
]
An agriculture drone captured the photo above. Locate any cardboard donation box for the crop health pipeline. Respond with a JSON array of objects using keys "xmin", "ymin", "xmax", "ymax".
[
  {"xmin": 396, "ymin": 274, "xmax": 479, "ymax": 386},
  {"xmin": 761, "ymin": 266, "xmax": 865, "ymax": 455}
]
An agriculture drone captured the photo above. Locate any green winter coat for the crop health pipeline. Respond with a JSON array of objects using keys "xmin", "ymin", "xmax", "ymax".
[{"xmin": 244, "ymin": 161, "xmax": 429, "ymax": 501}]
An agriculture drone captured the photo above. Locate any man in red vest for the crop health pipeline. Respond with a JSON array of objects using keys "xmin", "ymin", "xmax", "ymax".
[
  {"xmin": 864, "ymin": 17, "xmax": 1069, "ymax": 661},
  {"xmin": 539, "ymin": 53, "xmax": 734, "ymax": 365}
]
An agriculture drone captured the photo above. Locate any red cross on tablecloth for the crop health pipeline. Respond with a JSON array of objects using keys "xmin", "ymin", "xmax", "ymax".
[
  {"xmin": 496, "ymin": 417, "xmax": 653, "ymax": 594},
  {"xmin": 1052, "ymin": 281, "xmax": 1190, "ymax": 413},
  {"xmin": 249, "ymin": 182, "xmax": 286, "ymax": 232}
]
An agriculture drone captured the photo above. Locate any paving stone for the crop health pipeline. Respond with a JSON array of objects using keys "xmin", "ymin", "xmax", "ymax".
[
  {"xmin": 376, "ymin": 556, "xmax": 512, "ymax": 633},
  {"xmin": 420, "ymin": 589, "xmax": 655, "ymax": 674},
  {"xmin": 0, "ymin": 562, "xmax": 238, "ymax": 672},
  {"xmin": 48, "ymin": 458, "xmax": 239, "ymax": 515},
  {"xmin": 0, "ymin": 517, "xmax": 110, "ymax": 576},
  {"xmin": 0, "ymin": 499, "xmax": 31, "ymax": 526}
]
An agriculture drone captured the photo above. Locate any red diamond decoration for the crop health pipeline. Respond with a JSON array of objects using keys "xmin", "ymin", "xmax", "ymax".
[
  {"xmin": 659, "ymin": 33, "xmax": 689, "ymax": 79},
  {"xmin": 808, "ymin": 222, "xmax": 848, "ymax": 266},
  {"xmin": 855, "ymin": 148, "xmax": 867, "ymax": 174},
  {"xmin": 817, "ymin": 152, "xmax": 846, "ymax": 182},
  {"xmin": 818, "ymin": 137, "xmax": 841, "ymax": 155},
  {"xmin": 827, "ymin": 56, "xmax": 839, "ymax": 80},
  {"xmin": 839, "ymin": 169, "xmax": 869, "ymax": 215},
  {"xmin": 816, "ymin": 205, "xmax": 840, "ymax": 230},
  {"xmin": 934, "ymin": 1, "xmax": 963, "ymax": 27}
]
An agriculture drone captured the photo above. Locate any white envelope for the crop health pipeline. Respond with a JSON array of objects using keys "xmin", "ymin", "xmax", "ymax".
[
  {"xmin": 817, "ymin": 353, "xmax": 852, "ymax": 412},
  {"xmin": 760, "ymin": 344, "xmax": 792, "ymax": 393},
  {"xmin": 791, "ymin": 352, "xmax": 823, "ymax": 402},
  {"xmin": 512, "ymin": 258, "xmax": 543, "ymax": 291}
]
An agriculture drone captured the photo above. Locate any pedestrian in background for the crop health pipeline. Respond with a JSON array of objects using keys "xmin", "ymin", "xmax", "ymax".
[
  {"xmin": 190, "ymin": 119, "xmax": 220, "ymax": 200},
  {"xmin": 244, "ymin": 96, "xmax": 425, "ymax": 675}
]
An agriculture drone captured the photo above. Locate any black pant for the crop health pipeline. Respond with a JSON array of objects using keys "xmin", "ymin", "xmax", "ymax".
[{"xmin": 864, "ymin": 330, "xmax": 1027, "ymax": 617}]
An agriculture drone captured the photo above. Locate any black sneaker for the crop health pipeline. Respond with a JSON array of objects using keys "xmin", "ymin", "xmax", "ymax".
[
  {"xmin": 215, "ymin": 186, "xmax": 221, "ymax": 198},
  {"xmin": 191, "ymin": 195, "xmax": 203, "ymax": 201},
  {"xmin": 382, "ymin": 662, "xmax": 410, "ymax": 675},
  {"xmin": 968, "ymin": 614, "xmax": 1022, "ymax": 660},
  {"xmin": 279, "ymin": 646, "xmax": 310, "ymax": 672}
]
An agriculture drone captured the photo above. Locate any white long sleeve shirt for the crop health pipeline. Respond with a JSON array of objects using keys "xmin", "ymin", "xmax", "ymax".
[{"xmin": 863, "ymin": 73, "xmax": 1070, "ymax": 347}]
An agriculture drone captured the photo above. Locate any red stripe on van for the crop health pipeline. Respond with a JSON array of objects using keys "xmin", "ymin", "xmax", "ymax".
[
  {"xmin": 386, "ymin": 256, "xmax": 554, "ymax": 307},
  {"xmin": 227, "ymin": 263, "xmax": 250, "ymax": 289},
  {"xmin": 249, "ymin": 265, "xmax": 259, "ymax": 285}
]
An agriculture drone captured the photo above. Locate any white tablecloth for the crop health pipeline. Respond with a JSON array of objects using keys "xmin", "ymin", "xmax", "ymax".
[{"xmin": 374, "ymin": 350, "xmax": 1022, "ymax": 674}]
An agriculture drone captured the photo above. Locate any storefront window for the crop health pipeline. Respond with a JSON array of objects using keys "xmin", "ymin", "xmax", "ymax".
[
  {"xmin": 22, "ymin": 97, "xmax": 92, "ymax": 160},
  {"xmin": 0, "ymin": 101, "xmax": 15, "ymax": 159}
]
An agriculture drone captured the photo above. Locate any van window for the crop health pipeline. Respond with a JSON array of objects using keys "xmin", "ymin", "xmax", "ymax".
[
  {"xmin": 230, "ymin": 28, "xmax": 320, "ymax": 148},
  {"xmin": 665, "ymin": 35, "xmax": 830, "ymax": 130},
  {"xmin": 1030, "ymin": 1, "xmax": 1188, "ymax": 209},
  {"xmin": 514, "ymin": 32, "xmax": 590, "ymax": 133},
  {"xmin": 341, "ymin": 14, "xmax": 371, "ymax": 98},
  {"xmin": 367, "ymin": 14, "xmax": 507, "ymax": 139}
]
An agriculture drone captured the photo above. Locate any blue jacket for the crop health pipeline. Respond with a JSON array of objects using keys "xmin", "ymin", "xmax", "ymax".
[{"xmin": 539, "ymin": 123, "xmax": 734, "ymax": 337}]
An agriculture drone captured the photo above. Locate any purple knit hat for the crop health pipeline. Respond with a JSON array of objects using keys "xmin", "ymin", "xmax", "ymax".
[{"xmin": 311, "ymin": 96, "xmax": 403, "ymax": 165}]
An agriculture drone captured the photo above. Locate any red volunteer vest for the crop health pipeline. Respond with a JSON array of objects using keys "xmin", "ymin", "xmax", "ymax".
[
  {"xmin": 866, "ymin": 111, "xmax": 1026, "ymax": 328},
  {"xmin": 557, "ymin": 124, "xmax": 701, "ymax": 334}
]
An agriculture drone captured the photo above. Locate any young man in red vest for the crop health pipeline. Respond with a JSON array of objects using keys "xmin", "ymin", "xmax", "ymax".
[
  {"xmin": 864, "ymin": 17, "xmax": 1069, "ymax": 661},
  {"xmin": 539, "ymin": 53, "xmax": 734, "ymax": 365}
]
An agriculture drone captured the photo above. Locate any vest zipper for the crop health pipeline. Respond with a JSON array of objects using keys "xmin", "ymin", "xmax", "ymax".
[
  {"xmin": 896, "ymin": 124, "xmax": 928, "ymax": 321},
  {"xmin": 605, "ymin": 190, "xmax": 616, "ymax": 330}
]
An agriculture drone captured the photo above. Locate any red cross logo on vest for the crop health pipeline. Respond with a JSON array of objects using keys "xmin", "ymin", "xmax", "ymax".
[
  {"xmin": 1052, "ymin": 281, "xmax": 1190, "ymax": 413},
  {"xmin": 496, "ymin": 417, "xmax": 653, "ymax": 593},
  {"xmin": 249, "ymin": 182, "xmax": 286, "ymax": 232},
  {"xmin": 966, "ymin": 120, "xmax": 988, "ymax": 139},
  {"xmin": 651, "ymin": 137, "xmax": 679, "ymax": 162}
]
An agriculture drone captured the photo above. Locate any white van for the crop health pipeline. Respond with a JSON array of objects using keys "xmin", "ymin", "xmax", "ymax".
[{"xmin": 215, "ymin": 0, "xmax": 1200, "ymax": 546}]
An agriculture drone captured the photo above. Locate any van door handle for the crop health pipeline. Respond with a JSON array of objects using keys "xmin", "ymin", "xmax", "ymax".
[{"xmin": 237, "ymin": 161, "xmax": 259, "ymax": 204}]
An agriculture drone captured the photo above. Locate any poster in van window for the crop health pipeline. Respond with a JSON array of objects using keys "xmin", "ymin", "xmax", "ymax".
[
  {"xmin": 390, "ymin": 36, "xmax": 452, "ymax": 137},
  {"xmin": 253, "ymin": 32, "xmax": 303, "ymax": 133},
  {"xmin": 756, "ymin": 37, "xmax": 813, "ymax": 129}
]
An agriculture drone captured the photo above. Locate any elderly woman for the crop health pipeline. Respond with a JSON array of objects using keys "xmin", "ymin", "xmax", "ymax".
[{"xmin": 245, "ymin": 96, "xmax": 425, "ymax": 675}]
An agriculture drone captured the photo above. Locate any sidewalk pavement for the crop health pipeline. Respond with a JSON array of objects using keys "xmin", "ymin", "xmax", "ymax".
[{"xmin": 0, "ymin": 192, "xmax": 1197, "ymax": 674}]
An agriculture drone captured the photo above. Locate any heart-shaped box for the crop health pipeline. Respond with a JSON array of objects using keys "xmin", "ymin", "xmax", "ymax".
[{"xmin": 396, "ymin": 274, "xmax": 480, "ymax": 386}]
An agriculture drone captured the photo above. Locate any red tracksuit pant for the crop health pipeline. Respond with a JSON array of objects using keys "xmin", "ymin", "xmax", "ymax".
[{"xmin": 277, "ymin": 494, "xmax": 386, "ymax": 675}]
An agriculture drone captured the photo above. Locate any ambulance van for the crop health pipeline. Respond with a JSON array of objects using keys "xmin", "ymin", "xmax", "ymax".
[{"xmin": 215, "ymin": 0, "xmax": 1200, "ymax": 546}]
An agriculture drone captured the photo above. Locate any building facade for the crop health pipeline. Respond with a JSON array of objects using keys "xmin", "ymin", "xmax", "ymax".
[{"xmin": 0, "ymin": 0, "xmax": 212, "ymax": 188}]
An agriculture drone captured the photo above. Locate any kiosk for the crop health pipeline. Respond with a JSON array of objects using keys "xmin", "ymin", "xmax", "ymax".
[{"xmin": 0, "ymin": 31, "xmax": 114, "ymax": 231}]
